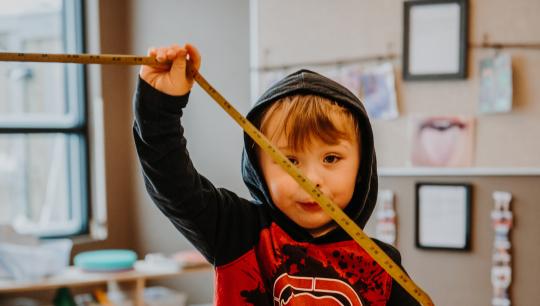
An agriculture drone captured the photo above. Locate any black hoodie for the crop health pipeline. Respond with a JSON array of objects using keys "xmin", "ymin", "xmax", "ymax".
[{"xmin": 133, "ymin": 70, "xmax": 420, "ymax": 305}]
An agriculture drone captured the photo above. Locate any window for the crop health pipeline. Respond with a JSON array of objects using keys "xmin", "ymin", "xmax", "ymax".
[{"xmin": 0, "ymin": 0, "xmax": 88, "ymax": 237}]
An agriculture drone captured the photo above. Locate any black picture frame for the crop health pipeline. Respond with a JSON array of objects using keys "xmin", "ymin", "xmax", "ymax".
[
  {"xmin": 415, "ymin": 182, "xmax": 472, "ymax": 251},
  {"xmin": 403, "ymin": 0, "xmax": 469, "ymax": 80}
]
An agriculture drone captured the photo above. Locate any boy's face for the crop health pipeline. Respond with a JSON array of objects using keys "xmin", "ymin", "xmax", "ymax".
[{"xmin": 259, "ymin": 110, "xmax": 360, "ymax": 237}]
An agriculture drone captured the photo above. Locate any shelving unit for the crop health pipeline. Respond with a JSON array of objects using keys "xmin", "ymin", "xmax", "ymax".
[{"xmin": 0, "ymin": 262, "xmax": 212, "ymax": 306}]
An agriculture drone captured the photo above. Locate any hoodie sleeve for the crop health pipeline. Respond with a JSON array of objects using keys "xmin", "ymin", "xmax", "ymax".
[
  {"xmin": 374, "ymin": 240, "xmax": 422, "ymax": 306},
  {"xmin": 132, "ymin": 77, "xmax": 259, "ymax": 266}
]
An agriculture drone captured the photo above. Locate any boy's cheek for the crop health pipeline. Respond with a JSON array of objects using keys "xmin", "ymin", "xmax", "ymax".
[{"xmin": 270, "ymin": 178, "xmax": 294, "ymax": 196}]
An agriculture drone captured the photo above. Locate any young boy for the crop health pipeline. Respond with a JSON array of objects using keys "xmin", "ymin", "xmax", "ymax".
[{"xmin": 133, "ymin": 44, "xmax": 420, "ymax": 305}]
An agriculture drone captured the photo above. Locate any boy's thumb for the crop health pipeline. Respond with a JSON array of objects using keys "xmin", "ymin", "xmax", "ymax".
[{"xmin": 170, "ymin": 49, "xmax": 188, "ymax": 78}]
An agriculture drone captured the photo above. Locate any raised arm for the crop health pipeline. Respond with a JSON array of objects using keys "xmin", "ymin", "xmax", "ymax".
[{"xmin": 133, "ymin": 44, "xmax": 259, "ymax": 265}]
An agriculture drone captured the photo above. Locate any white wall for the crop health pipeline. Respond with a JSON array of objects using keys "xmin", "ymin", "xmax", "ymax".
[{"xmin": 128, "ymin": 0, "xmax": 251, "ymax": 304}]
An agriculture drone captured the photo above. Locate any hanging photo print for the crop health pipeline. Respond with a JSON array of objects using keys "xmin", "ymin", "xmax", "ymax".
[
  {"xmin": 339, "ymin": 64, "xmax": 363, "ymax": 97},
  {"xmin": 358, "ymin": 63, "xmax": 399, "ymax": 120},
  {"xmin": 410, "ymin": 116, "xmax": 475, "ymax": 167},
  {"xmin": 479, "ymin": 53, "xmax": 513, "ymax": 114},
  {"xmin": 318, "ymin": 65, "xmax": 345, "ymax": 85}
]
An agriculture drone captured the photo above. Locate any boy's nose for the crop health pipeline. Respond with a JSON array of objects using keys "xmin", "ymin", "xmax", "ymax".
[{"xmin": 304, "ymin": 166, "xmax": 323, "ymax": 188}]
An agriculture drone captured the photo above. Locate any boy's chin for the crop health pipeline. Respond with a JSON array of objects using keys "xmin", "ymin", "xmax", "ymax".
[
  {"xmin": 301, "ymin": 221, "xmax": 337, "ymax": 237},
  {"xmin": 296, "ymin": 217, "xmax": 330, "ymax": 230}
]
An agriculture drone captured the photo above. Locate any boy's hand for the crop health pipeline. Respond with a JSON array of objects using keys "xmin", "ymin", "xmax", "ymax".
[{"xmin": 139, "ymin": 43, "xmax": 201, "ymax": 96}]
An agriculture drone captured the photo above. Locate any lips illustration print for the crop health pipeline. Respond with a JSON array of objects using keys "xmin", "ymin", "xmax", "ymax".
[{"xmin": 273, "ymin": 273, "xmax": 364, "ymax": 306}]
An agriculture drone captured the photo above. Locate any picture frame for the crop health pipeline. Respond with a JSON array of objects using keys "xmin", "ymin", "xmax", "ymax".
[
  {"xmin": 403, "ymin": 0, "xmax": 469, "ymax": 80},
  {"xmin": 415, "ymin": 182, "xmax": 472, "ymax": 250}
]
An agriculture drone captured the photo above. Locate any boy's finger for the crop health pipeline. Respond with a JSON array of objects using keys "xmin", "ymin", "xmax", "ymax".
[
  {"xmin": 169, "ymin": 46, "xmax": 187, "ymax": 61},
  {"xmin": 169, "ymin": 43, "xmax": 182, "ymax": 53},
  {"xmin": 169, "ymin": 49, "xmax": 189, "ymax": 79},
  {"xmin": 185, "ymin": 43, "xmax": 202, "ymax": 70},
  {"xmin": 156, "ymin": 47, "xmax": 168, "ymax": 62},
  {"xmin": 166, "ymin": 48, "xmax": 177, "ymax": 61},
  {"xmin": 177, "ymin": 49, "xmax": 188, "ymax": 60},
  {"xmin": 147, "ymin": 47, "xmax": 157, "ymax": 57}
]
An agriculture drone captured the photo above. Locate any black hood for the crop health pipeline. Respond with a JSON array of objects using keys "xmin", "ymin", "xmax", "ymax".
[{"xmin": 241, "ymin": 69, "xmax": 378, "ymax": 241}]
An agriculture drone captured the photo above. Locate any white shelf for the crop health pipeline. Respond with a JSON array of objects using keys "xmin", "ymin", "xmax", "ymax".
[{"xmin": 378, "ymin": 167, "xmax": 540, "ymax": 177}]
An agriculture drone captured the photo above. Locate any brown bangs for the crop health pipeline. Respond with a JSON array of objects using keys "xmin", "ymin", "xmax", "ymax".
[{"xmin": 258, "ymin": 95, "xmax": 359, "ymax": 152}]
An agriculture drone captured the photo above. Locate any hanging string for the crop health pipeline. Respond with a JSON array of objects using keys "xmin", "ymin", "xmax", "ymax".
[
  {"xmin": 253, "ymin": 53, "xmax": 398, "ymax": 73},
  {"xmin": 254, "ymin": 35, "xmax": 540, "ymax": 73}
]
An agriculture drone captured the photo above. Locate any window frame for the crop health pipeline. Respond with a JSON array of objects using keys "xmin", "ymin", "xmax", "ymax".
[{"xmin": 0, "ymin": 0, "xmax": 90, "ymax": 238}]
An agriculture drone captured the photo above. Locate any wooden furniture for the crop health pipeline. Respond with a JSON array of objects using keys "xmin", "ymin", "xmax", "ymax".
[{"xmin": 0, "ymin": 262, "xmax": 212, "ymax": 306}]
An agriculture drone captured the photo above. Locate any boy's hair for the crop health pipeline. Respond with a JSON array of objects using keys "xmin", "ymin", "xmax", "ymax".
[{"xmin": 257, "ymin": 94, "xmax": 360, "ymax": 152}]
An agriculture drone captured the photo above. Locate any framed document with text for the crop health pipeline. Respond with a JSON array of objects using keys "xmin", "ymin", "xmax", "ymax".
[
  {"xmin": 403, "ymin": 0, "xmax": 468, "ymax": 80},
  {"xmin": 415, "ymin": 183, "xmax": 472, "ymax": 250}
]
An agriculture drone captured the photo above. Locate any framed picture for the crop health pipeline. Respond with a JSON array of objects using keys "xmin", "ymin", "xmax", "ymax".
[
  {"xmin": 403, "ymin": 0, "xmax": 469, "ymax": 80},
  {"xmin": 415, "ymin": 183, "xmax": 472, "ymax": 250}
]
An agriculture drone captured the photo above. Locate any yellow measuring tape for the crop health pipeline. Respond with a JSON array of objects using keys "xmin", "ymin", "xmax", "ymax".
[{"xmin": 0, "ymin": 51, "xmax": 434, "ymax": 306}]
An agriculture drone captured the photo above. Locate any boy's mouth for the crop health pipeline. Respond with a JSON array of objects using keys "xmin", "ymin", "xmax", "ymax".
[{"xmin": 297, "ymin": 201, "xmax": 322, "ymax": 211}]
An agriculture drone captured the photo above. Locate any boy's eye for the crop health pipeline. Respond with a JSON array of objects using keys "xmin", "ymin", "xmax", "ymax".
[
  {"xmin": 287, "ymin": 156, "xmax": 299, "ymax": 165},
  {"xmin": 323, "ymin": 155, "xmax": 341, "ymax": 164}
]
